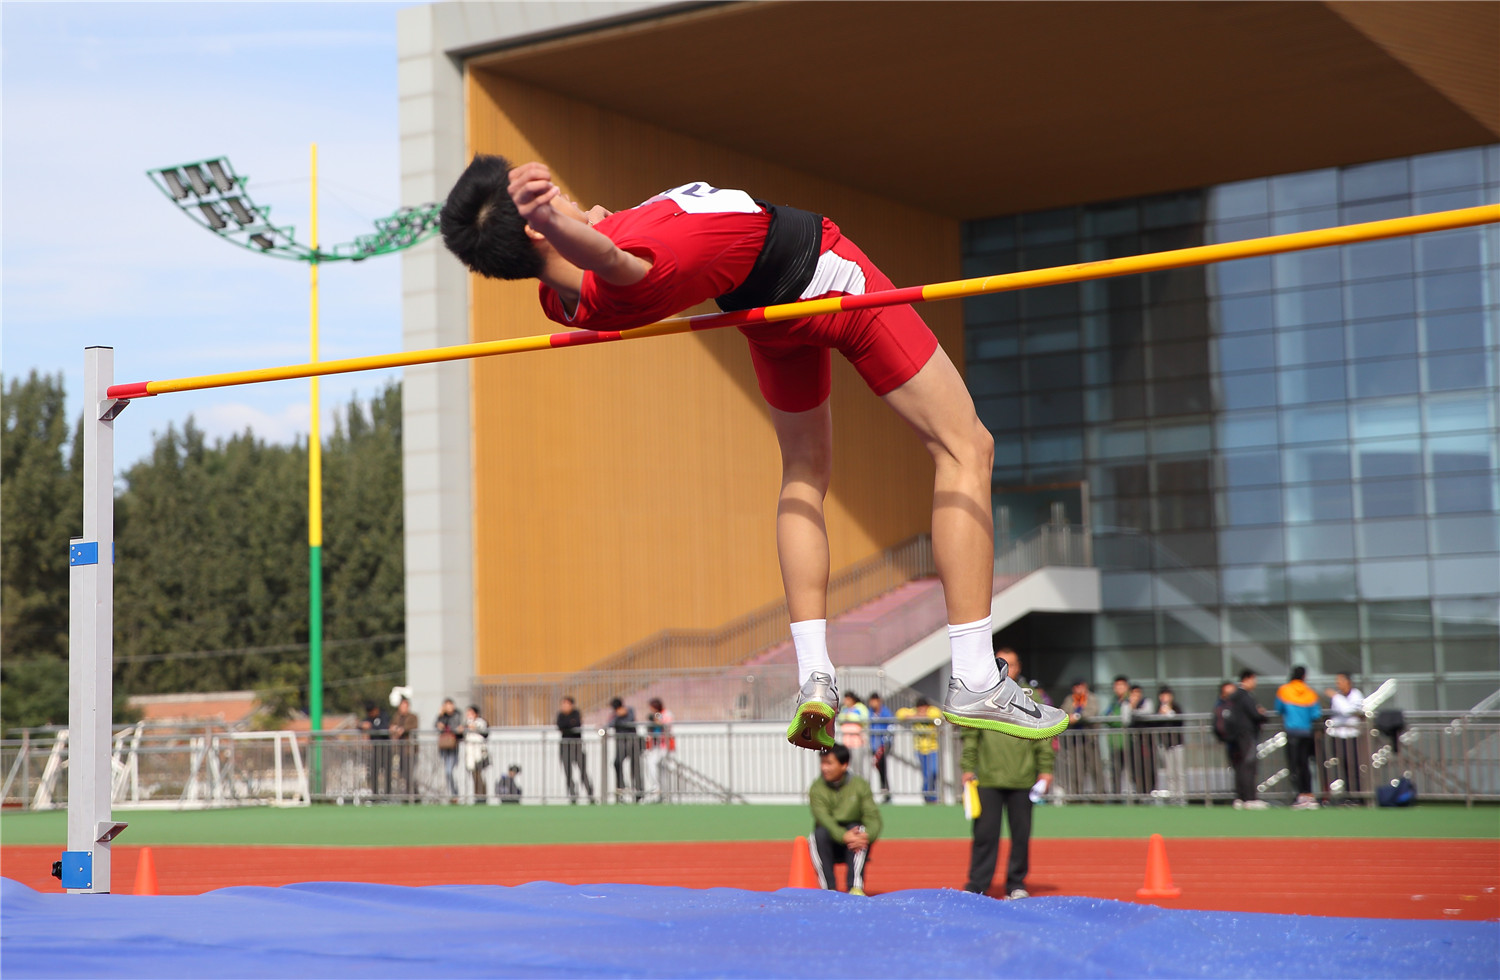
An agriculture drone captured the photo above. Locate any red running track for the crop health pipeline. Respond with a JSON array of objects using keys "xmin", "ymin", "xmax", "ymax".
[{"xmin": 4, "ymin": 838, "xmax": 1495, "ymax": 921}]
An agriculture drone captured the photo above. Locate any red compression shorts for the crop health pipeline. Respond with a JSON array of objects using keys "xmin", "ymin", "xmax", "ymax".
[{"xmin": 737, "ymin": 235, "xmax": 939, "ymax": 414}]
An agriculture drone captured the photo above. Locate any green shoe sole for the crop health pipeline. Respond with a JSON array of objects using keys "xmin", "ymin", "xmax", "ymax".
[
  {"xmin": 941, "ymin": 711, "xmax": 1068, "ymax": 740},
  {"xmin": 787, "ymin": 703, "xmax": 836, "ymax": 750}
]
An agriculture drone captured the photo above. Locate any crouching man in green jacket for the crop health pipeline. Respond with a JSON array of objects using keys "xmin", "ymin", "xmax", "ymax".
[
  {"xmin": 809, "ymin": 744, "xmax": 882, "ymax": 895},
  {"xmin": 961, "ymin": 648, "xmax": 1055, "ymax": 899}
]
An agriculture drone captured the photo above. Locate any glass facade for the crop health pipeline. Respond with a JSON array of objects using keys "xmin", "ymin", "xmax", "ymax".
[{"xmin": 965, "ymin": 146, "xmax": 1500, "ymax": 711}]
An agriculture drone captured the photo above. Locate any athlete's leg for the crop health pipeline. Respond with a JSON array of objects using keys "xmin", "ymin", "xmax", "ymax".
[
  {"xmin": 881, "ymin": 345, "xmax": 1066, "ymax": 739},
  {"xmin": 880, "ymin": 346, "xmax": 994, "ymax": 624},
  {"xmin": 769, "ymin": 400, "xmax": 833, "ymax": 623},
  {"xmin": 770, "ymin": 399, "xmax": 840, "ymax": 750}
]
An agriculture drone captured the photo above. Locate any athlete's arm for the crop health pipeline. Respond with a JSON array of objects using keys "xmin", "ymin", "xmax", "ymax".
[{"xmin": 508, "ymin": 162, "xmax": 651, "ymax": 287}]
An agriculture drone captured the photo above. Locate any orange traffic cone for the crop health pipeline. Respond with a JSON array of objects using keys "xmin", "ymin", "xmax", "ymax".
[
  {"xmin": 1136, "ymin": 833, "xmax": 1180, "ymax": 900},
  {"xmin": 133, "ymin": 846, "xmax": 159, "ymax": 896},
  {"xmin": 788, "ymin": 836, "xmax": 820, "ymax": 889}
]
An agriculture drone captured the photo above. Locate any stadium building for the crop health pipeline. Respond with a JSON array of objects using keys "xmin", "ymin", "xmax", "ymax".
[{"xmin": 395, "ymin": 1, "xmax": 1499, "ymax": 719}]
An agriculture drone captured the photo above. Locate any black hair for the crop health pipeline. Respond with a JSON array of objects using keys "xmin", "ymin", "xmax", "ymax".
[
  {"xmin": 1239, "ymin": 669, "xmax": 1256, "ymax": 682},
  {"xmin": 1290, "ymin": 666, "xmax": 1306, "ymax": 682},
  {"xmin": 868, "ymin": 692, "xmax": 882, "ymax": 702},
  {"xmin": 609, "ymin": 697, "xmax": 624, "ymax": 709},
  {"xmin": 561, "ymin": 695, "xmax": 575, "ymax": 704},
  {"xmin": 468, "ymin": 704, "xmax": 481, "ymax": 714},
  {"xmin": 440, "ymin": 154, "xmax": 544, "ymax": 280},
  {"xmin": 820, "ymin": 743, "xmax": 851, "ymax": 765},
  {"xmin": 915, "ymin": 697, "xmax": 930, "ymax": 709},
  {"xmin": 1114, "ymin": 674, "xmax": 1130, "ymax": 684}
]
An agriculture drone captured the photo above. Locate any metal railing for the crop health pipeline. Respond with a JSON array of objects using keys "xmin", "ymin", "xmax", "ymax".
[
  {"xmin": 475, "ymin": 526, "xmax": 1098, "ymax": 727},
  {"xmin": 997, "ymin": 523, "xmax": 1093, "ymax": 575},
  {"xmin": 474, "ymin": 535, "xmax": 935, "ymax": 725},
  {"xmin": 6, "ymin": 711, "xmax": 1495, "ymax": 810}
]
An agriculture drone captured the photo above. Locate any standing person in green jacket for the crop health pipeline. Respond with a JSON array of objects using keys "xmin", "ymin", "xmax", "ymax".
[
  {"xmin": 808, "ymin": 744, "xmax": 882, "ymax": 895},
  {"xmin": 961, "ymin": 649, "xmax": 1054, "ymax": 899}
]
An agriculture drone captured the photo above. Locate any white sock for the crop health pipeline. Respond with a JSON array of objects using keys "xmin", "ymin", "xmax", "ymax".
[
  {"xmin": 949, "ymin": 616, "xmax": 1000, "ymax": 691},
  {"xmin": 790, "ymin": 619, "xmax": 834, "ymax": 687}
]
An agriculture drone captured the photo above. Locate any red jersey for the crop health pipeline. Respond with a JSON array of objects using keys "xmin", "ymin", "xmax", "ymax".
[
  {"xmin": 537, "ymin": 181, "xmax": 936, "ymax": 412},
  {"xmin": 538, "ymin": 182, "xmax": 839, "ymax": 330}
]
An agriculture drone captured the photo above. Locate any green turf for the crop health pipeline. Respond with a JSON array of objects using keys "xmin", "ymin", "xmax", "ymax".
[{"xmin": 2, "ymin": 802, "xmax": 1495, "ymax": 847}]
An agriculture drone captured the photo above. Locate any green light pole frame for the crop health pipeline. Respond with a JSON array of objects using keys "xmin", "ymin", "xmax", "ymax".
[
  {"xmin": 148, "ymin": 153, "xmax": 442, "ymax": 790},
  {"xmin": 147, "ymin": 156, "xmax": 442, "ymax": 263}
]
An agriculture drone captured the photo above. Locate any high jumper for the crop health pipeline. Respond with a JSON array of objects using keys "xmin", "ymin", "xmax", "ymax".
[{"xmin": 439, "ymin": 156, "xmax": 1069, "ymax": 748}]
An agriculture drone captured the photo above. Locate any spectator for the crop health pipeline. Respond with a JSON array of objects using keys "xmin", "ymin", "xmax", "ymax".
[
  {"xmin": 1103, "ymin": 675, "xmax": 1131, "ymax": 794},
  {"xmin": 1225, "ymin": 670, "xmax": 1269, "ymax": 809},
  {"xmin": 1002, "ymin": 642, "xmax": 1050, "ymax": 702},
  {"xmin": 556, "ymin": 695, "xmax": 595, "ymax": 804},
  {"xmin": 896, "ymin": 697, "xmax": 942, "ymax": 804},
  {"xmin": 390, "ymin": 696, "xmax": 420, "ymax": 801},
  {"xmin": 1061, "ymin": 679, "xmax": 1104, "ymax": 796},
  {"xmin": 358, "ymin": 701, "xmax": 392, "ymax": 799},
  {"xmin": 837, "ymin": 692, "xmax": 872, "ymax": 781},
  {"xmin": 435, "ymin": 698, "xmax": 463, "ymax": 802},
  {"xmin": 808, "ymin": 744, "xmax": 882, "ymax": 895},
  {"xmin": 461, "ymin": 704, "xmax": 490, "ymax": 802},
  {"xmin": 610, "ymin": 697, "xmax": 644, "ymax": 803},
  {"xmin": 1212, "ymin": 680, "xmax": 1236, "ymax": 749},
  {"xmin": 1126, "ymin": 684, "xmax": 1156, "ymax": 795},
  {"xmin": 496, "ymin": 764, "xmax": 523, "ymax": 804},
  {"xmin": 1276, "ymin": 666, "xmax": 1323, "ymax": 810},
  {"xmin": 1323, "ymin": 673, "xmax": 1366, "ymax": 799},
  {"xmin": 643, "ymin": 697, "xmax": 675, "ymax": 803},
  {"xmin": 867, "ymin": 693, "xmax": 894, "ymax": 804},
  {"xmin": 1154, "ymin": 687, "xmax": 1186, "ymax": 802},
  {"xmin": 961, "ymin": 653, "xmax": 1054, "ymax": 899}
]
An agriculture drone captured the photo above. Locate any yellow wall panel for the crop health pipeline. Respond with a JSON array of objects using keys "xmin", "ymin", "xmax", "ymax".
[{"xmin": 467, "ymin": 70, "xmax": 961, "ymax": 676}]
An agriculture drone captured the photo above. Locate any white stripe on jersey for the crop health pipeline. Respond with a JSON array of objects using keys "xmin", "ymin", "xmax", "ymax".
[{"xmin": 800, "ymin": 250, "xmax": 867, "ymax": 300}]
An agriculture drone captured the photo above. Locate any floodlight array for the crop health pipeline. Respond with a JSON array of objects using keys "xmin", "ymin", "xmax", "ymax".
[{"xmin": 148, "ymin": 155, "xmax": 443, "ymax": 264}]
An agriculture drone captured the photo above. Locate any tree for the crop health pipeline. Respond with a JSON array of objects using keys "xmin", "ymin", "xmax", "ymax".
[
  {"xmin": 0, "ymin": 372, "xmax": 83, "ymax": 730},
  {"xmin": 2, "ymin": 372, "xmax": 406, "ymax": 731},
  {"xmin": 112, "ymin": 383, "xmax": 406, "ymax": 714}
]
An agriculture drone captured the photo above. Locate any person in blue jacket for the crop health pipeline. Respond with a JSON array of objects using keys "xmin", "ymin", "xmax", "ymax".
[
  {"xmin": 1276, "ymin": 666, "xmax": 1323, "ymax": 809},
  {"xmin": 867, "ymin": 693, "xmax": 894, "ymax": 804}
]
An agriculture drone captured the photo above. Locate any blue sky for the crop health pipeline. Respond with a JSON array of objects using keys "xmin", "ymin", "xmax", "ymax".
[{"xmin": 3, "ymin": 2, "xmax": 417, "ymax": 472}]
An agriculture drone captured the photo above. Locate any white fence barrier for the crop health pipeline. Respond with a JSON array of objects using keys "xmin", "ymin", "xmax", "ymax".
[{"xmin": 4, "ymin": 712, "xmax": 1495, "ymax": 810}]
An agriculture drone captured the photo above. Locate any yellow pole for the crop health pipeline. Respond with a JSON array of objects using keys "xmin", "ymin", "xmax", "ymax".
[
  {"xmin": 308, "ymin": 143, "xmax": 324, "ymax": 745},
  {"xmin": 112, "ymin": 203, "xmax": 1500, "ymax": 398}
]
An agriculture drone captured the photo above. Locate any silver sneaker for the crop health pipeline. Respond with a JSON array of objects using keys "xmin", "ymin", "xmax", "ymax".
[
  {"xmin": 787, "ymin": 671, "xmax": 838, "ymax": 750},
  {"xmin": 942, "ymin": 670, "xmax": 1068, "ymax": 739}
]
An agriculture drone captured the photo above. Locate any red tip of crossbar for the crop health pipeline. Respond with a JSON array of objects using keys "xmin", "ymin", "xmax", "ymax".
[
  {"xmin": 549, "ymin": 329, "xmax": 622, "ymax": 347},
  {"xmin": 106, "ymin": 382, "xmax": 153, "ymax": 400}
]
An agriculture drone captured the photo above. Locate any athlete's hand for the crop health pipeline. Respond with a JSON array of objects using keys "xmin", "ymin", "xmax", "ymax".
[{"xmin": 507, "ymin": 162, "xmax": 562, "ymax": 228}]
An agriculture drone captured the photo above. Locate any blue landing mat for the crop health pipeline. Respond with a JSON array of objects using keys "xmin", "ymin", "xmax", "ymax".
[{"xmin": 2, "ymin": 878, "xmax": 1496, "ymax": 979}]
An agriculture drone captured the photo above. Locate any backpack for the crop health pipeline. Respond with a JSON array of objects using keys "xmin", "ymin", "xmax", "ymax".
[
  {"xmin": 1213, "ymin": 701, "xmax": 1235, "ymax": 743},
  {"xmin": 1376, "ymin": 776, "xmax": 1416, "ymax": 807}
]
